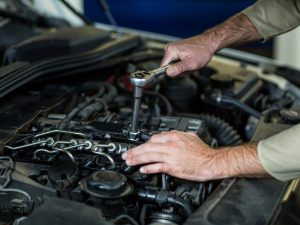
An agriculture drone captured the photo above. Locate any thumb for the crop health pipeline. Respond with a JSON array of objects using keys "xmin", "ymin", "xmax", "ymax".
[{"xmin": 161, "ymin": 49, "xmax": 178, "ymax": 67}]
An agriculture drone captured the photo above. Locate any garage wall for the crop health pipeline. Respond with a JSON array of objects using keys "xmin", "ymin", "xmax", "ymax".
[
  {"xmin": 83, "ymin": 0, "xmax": 256, "ymax": 38},
  {"xmin": 83, "ymin": 0, "xmax": 273, "ymax": 58}
]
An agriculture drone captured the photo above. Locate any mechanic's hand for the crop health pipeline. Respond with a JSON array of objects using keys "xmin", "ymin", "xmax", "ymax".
[
  {"xmin": 161, "ymin": 35, "xmax": 218, "ymax": 77},
  {"xmin": 122, "ymin": 130, "xmax": 218, "ymax": 181}
]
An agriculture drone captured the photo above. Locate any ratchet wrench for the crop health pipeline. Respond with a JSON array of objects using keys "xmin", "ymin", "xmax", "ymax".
[{"xmin": 129, "ymin": 65, "xmax": 170, "ymax": 138}]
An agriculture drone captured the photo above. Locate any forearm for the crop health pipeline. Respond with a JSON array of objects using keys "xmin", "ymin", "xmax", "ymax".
[
  {"xmin": 211, "ymin": 143, "xmax": 269, "ymax": 179},
  {"xmin": 198, "ymin": 13, "xmax": 262, "ymax": 54},
  {"xmin": 161, "ymin": 13, "xmax": 262, "ymax": 77},
  {"xmin": 123, "ymin": 130, "xmax": 270, "ymax": 181}
]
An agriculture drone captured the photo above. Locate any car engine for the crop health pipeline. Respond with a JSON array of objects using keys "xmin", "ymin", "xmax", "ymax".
[
  {"xmin": 0, "ymin": 74, "xmax": 233, "ymax": 225},
  {"xmin": 0, "ymin": 11, "xmax": 300, "ymax": 225}
]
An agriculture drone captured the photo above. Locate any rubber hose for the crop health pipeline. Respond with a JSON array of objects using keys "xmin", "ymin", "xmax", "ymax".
[
  {"xmin": 101, "ymin": 83, "xmax": 118, "ymax": 103},
  {"xmin": 136, "ymin": 188, "xmax": 193, "ymax": 218},
  {"xmin": 198, "ymin": 114, "xmax": 243, "ymax": 146},
  {"xmin": 77, "ymin": 83, "xmax": 117, "ymax": 120},
  {"xmin": 59, "ymin": 83, "xmax": 106, "ymax": 129},
  {"xmin": 215, "ymin": 95, "xmax": 261, "ymax": 119},
  {"xmin": 79, "ymin": 82, "xmax": 106, "ymax": 95},
  {"xmin": 77, "ymin": 101, "xmax": 105, "ymax": 120},
  {"xmin": 59, "ymin": 97, "xmax": 93, "ymax": 130}
]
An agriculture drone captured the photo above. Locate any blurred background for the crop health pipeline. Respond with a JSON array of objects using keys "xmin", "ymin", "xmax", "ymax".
[{"xmin": 34, "ymin": 0, "xmax": 300, "ymax": 69}]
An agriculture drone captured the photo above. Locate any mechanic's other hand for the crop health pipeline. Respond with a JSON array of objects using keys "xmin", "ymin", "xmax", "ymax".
[
  {"xmin": 161, "ymin": 35, "xmax": 217, "ymax": 77},
  {"xmin": 122, "ymin": 130, "xmax": 217, "ymax": 181}
]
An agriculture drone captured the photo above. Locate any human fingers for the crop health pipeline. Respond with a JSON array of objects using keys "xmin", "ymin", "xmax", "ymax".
[
  {"xmin": 149, "ymin": 130, "xmax": 184, "ymax": 143},
  {"xmin": 125, "ymin": 151, "xmax": 169, "ymax": 166},
  {"xmin": 166, "ymin": 57, "xmax": 199, "ymax": 77},
  {"xmin": 161, "ymin": 44, "xmax": 179, "ymax": 67},
  {"xmin": 140, "ymin": 163, "xmax": 170, "ymax": 174},
  {"xmin": 122, "ymin": 142, "xmax": 170, "ymax": 160}
]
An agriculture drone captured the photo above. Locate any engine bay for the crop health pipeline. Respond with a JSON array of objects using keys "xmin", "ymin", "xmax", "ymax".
[
  {"xmin": 0, "ymin": 76, "xmax": 225, "ymax": 225},
  {"xmin": 0, "ymin": 23, "xmax": 299, "ymax": 225}
]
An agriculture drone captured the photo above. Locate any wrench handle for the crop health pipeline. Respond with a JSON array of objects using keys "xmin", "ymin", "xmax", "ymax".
[{"xmin": 151, "ymin": 64, "xmax": 170, "ymax": 78}]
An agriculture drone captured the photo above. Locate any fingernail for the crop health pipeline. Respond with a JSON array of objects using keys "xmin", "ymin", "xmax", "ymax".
[
  {"xmin": 140, "ymin": 167, "xmax": 145, "ymax": 173},
  {"xmin": 122, "ymin": 153, "xmax": 127, "ymax": 160},
  {"xmin": 126, "ymin": 159, "xmax": 131, "ymax": 165}
]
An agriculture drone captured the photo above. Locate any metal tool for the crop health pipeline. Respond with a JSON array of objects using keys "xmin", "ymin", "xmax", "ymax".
[{"xmin": 129, "ymin": 65, "xmax": 170, "ymax": 138}]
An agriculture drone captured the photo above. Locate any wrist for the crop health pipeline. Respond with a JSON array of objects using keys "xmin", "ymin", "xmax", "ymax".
[
  {"xmin": 201, "ymin": 30, "xmax": 222, "ymax": 55},
  {"xmin": 200, "ymin": 13, "xmax": 262, "ymax": 52},
  {"xmin": 209, "ymin": 148, "xmax": 233, "ymax": 179},
  {"xmin": 195, "ymin": 148, "xmax": 229, "ymax": 181},
  {"xmin": 189, "ymin": 32, "xmax": 220, "ymax": 58},
  {"xmin": 211, "ymin": 143, "xmax": 268, "ymax": 179}
]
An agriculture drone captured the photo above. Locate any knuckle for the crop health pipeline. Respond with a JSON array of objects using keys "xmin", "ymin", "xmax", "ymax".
[
  {"xmin": 159, "ymin": 152, "xmax": 168, "ymax": 161},
  {"xmin": 165, "ymin": 42, "xmax": 176, "ymax": 49},
  {"xmin": 142, "ymin": 152, "xmax": 157, "ymax": 163},
  {"xmin": 168, "ymin": 132, "xmax": 177, "ymax": 140},
  {"xmin": 125, "ymin": 149, "xmax": 134, "ymax": 157},
  {"xmin": 129, "ymin": 157, "xmax": 137, "ymax": 165},
  {"xmin": 139, "ymin": 153, "xmax": 150, "ymax": 163},
  {"xmin": 131, "ymin": 154, "xmax": 145, "ymax": 165},
  {"xmin": 148, "ymin": 136, "xmax": 154, "ymax": 143},
  {"xmin": 188, "ymin": 132, "xmax": 198, "ymax": 138},
  {"xmin": 144, "ymin": 143, "xmax": 155, "ymax": 152},
  {"xmin": 174, "ymin": 64, "xmax": 185, "ymax": 74},
  {"xmin": 164, "ymin": 43, "xmax": 172, "ymax": 52},
  {"xmin": 168, "ymin": 142, "xmax": 179, "ymax": 150},
  {"xmin": 167, "ymin": 166, "xmax": 175, "ymax": 175},
  {"xmin": 149, "ymin": 134, "xmax": 159, "ymax": 142},
  {"xmin": 171, "ymin": 132, "xmax": 181, "ymax": 140},
  {"xmin": 139, "ymin": 143, "xmax": 152, "ymax": 152},
  {"xmin": 158, "ymin": 164, "xmax": 166, "ymax": 173},
  {"xmin": 161, "ymin": 164, "xmax": 170, "ymax": 173}
]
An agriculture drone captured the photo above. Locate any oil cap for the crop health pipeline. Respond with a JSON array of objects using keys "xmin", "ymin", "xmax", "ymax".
[{"xmin": 80, "ymin": 170, "xmax": 133, "ymax": 199}]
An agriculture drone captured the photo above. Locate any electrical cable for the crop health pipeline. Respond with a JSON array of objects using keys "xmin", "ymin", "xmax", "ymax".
[
  {"xmin": 0, "ymin": 156, "xmax": 32, "ymax": 201},
  {"xmin": 77, "ymin": 83, "xmax": 117, "ymax": 120},
  {"xmin": 59, "ymin": 83, "xmax": 106, "ymax": 130},
  {"xmin": 112, "ymin": 214, "xmax": 139, "ymax": 225},
  {"xmin": 1, "ymin": 188, "xmax": 32, "ymax": 201},
  {"xmin": 13, "ymin": 216, "xmax": 27, "ymax": 225},
  {"xmin": 59, "ymin": 96, "xmax": 93, "ymax": 130},
  {"xmin": 144, "ymin": 91, "xmax": 173, "ymax": 115},
  {"xmin": 139, "ymin": 204, "xmax": 147, "ymax": 225},
  {"xmin": 0, "ymin": 156, "xmax": 14, "ymax": 188}
]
